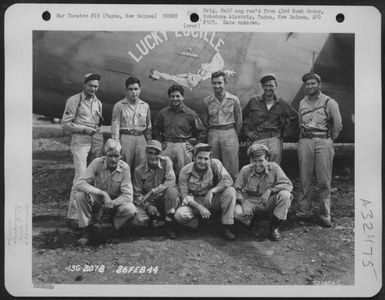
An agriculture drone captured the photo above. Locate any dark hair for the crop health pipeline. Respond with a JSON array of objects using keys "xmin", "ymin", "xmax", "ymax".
[
  {"xmin": 211, "ymin": 71, "xmax": 227, "ymax": 82},
  {"xmin": 167, "ymin": 84, "xmax": 184, "ymax": 97},
  {"xmin": 125, "ymin": 76, "xmax": 141, "ymax": 89}
]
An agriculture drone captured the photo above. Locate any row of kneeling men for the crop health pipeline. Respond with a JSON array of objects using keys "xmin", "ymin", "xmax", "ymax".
[{"xmin": 75, "ymin": 138, "xmax": 293, "ymax": 246}]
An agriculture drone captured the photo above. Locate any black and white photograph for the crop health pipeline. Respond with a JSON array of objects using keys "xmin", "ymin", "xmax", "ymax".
[{"xmin": 4, "ymin": 4, "xmax": 382, "ymax": 297}]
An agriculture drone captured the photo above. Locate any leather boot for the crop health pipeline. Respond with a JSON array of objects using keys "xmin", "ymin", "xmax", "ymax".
[
  {"xmin": 270, "ymin": 216, "xmax": 283, "ymax": 241},
  {"xmin": 221, "ymin": 225, "xmax": 236, "ymax": 241},
  {"xmin": 164, "ymin": 221, "xmax": 178, "ymax": 239}
]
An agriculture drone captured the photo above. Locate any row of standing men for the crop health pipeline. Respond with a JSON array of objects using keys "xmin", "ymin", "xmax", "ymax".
[{"xmin": 61, "ymin": 71, "xmax": 343, "ymax": 243}]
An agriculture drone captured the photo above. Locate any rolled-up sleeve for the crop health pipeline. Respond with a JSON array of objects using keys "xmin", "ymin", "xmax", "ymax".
[
  {"xmin": 62, "ymin": 96, "xmax": 87, "ymax": 134},
  {"xmin": 113, "ymin": 168, "xmax": 134, "ymax": 205}
]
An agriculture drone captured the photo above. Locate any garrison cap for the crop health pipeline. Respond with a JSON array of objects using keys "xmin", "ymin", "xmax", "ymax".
[
  {"xmin": 247, "ymin": 143, "xmax": 270, "ymax": 158},
  {"xmin": 146, "ymin": 140, "xmax": 162, "ymax": 153},
  {"xmin": 84, "ymin": 73, "xmax": 101, "ymax": 83},
  {"xmin": 193, "ymin": 143, "xmax": 212, "ymax": 156},
  {"xmin": 104, "ymin": 138, "xmax": 122, "ymax": 153},
  {"xmin": 260, "ymin": 74, "xmax": 277, "ymax": 84},
  {"xmin": 302, "ymin": 73, "xmax": 321, "ymax": 83}
]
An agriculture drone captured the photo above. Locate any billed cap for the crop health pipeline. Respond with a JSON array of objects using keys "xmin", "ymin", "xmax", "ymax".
[
  {"xmin": 247, "ymin": 143, "xmax": 270, "ymax": 158},
  {"xmin": 260, "ymin": 74, "xmax": 277, "ymax": 84},
  {"xmin": 146, "ymin": 140, "xmax": 162, "ymax": 153},
  {"xmin": 84, "ymin": 73, "xmax": 101, "ymax": 83},
  {"xmin": 302, "ymin": 73, "xmax": 321, "ymax": 83},
  {"xmin": 193, "ymin": 143, "xmax": 212, "ymax": 156}
]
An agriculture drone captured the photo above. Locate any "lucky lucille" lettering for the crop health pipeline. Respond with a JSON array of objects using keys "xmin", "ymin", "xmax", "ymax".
[{"xmin": 128, "ymin": 31, "xmax": 224, "ymax": 62}]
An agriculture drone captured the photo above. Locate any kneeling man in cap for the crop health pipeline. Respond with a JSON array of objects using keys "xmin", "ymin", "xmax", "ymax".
[
  {"xmin": 234, "ymin": 144, "xmax": 293, "ymax": 241},
  {"xmin": 175, "ymin": 143, "xmax": 237, "ymax": 240},
  {"xmin": 133, "ymin": 140, "xmax": 180, "ymax": 239},
  {"xmin": 75, "ymin": 139, "xmax": 147, "ymax": 246}
]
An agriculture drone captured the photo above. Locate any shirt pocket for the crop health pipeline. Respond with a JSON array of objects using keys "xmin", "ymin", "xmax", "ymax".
[
  {"xmin": 110, "ymin": 174, "xmax": 124, "ymax": 194},
  {"xmin": 77, "ymin": 104, "xmax": 90, "ymax": 119},
  {"xmin": 220, "ymin": 101, "xmax": 234, "ymax": 122},
  {"xmin": 136, "ymin": 110, "xmax": 148, "ymax": 126},
  {"xmin": 208, "ymin": 104, "xmax": 219, "ymax": 117}
]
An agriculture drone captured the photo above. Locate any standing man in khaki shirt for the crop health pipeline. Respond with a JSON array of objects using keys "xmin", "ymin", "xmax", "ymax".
[
  {"xmin": 61, "ymin": 73, "xmax": 104, "ymax": 227},
  {"xmin": 203, "ymin": 71, "xmax": 242, "ymax": 180},
  {"xmin": 133, "ymin": 140, "xmax": 180, "ymax": 239},
  {"xmin": 111, "ymin": 76, "xmax": 152, "ymax": 172},
  {"xmin": 234, "ymin": 144, "xmax": 293, "ymax": 241},
  {"xmin": 296, "ymin": 73, "xmax": 343, "ymax": 227}
]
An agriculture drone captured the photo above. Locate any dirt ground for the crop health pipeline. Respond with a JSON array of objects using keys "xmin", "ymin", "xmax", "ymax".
[{"xmin": 32, "ymin": 121, "xmax": 355, "ymax": 286}]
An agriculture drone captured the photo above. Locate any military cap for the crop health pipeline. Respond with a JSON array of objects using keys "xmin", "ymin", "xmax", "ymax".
[
  {"xmin": 104, "ymin": 138, "xmax": 122, "ymax": 153},
  {"xmin": 247, "ymin": 143, "xmax": 270, "ymax": 158},
  {"xmin": 84, "ymin": 73, "xmax": 101, "ymax": 83},
  {"xmin": 193, "ymin": 143, "xmax": 212, "ymax": 156},
  {"xmin": 260, "ymin": 74, "xmax": 277, "ymax": 84},
  {"xmin": 146, "ymin": 140, "xmax": 162, "ymax": 153},
  {"xmin": 302, "ymin": 73, "xmax": 321, "ymax": 83}
]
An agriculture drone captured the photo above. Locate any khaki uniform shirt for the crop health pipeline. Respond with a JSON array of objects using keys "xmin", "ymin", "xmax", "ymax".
[
  {"xmin": 179, "ymin": 158, "xmax": 233, "ymax": 205},
  {"xmin": 299, "ymin": 92, "xmax": 343, "ymax": 140},
  {"xmin": 76, "ymin": 157, "xmax": 133, "ymax": 205},
  {"xmin": 133, "ymin": 156, "xmax": 176, "ymax": 207},
  {"xmin": 61, "ymin": 92, "xmax": 102, "ymax": 134},
  {"xmin": 203, "ymin": 91, "xmax": 243, "ymax": 135},
  {"xmin": 111, "ymin": 97, "xmax": 152, "ymax": 141},
  {"xmin": 234, "ymin": 162, "xmax": 292, "ymax": 203}
]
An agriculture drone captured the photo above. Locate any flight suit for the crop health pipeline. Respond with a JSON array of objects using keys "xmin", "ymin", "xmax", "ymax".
[{"xmin": 62, "ymin": 91, "xmax": 104, "ymax": 221}]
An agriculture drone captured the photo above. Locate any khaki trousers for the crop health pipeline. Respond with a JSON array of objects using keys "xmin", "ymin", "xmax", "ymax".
[
  {"xmin": 174, "ymin": 187, "xmax": 236, "ymax": 228},
  {"xmin": 76, "ymin": 191, "xmax": 148, "ymax": 230},
  {"xmin": 297, "ymin": 137, "xmax": 335, "ymax": 221},
  {"xmin": 162, "ymin": 142, "xmax": 192, "ymax": 179},
  {"xmin": 234, "ymin": 190, "xmax": 292, "ymax": 226},
  {"xmin": 120, "ymin": 134, "xmax": 147, "ymax": 170},
  {"xmin": 208, "ymin": 128, "xmax": 239, "ymax": 180}
]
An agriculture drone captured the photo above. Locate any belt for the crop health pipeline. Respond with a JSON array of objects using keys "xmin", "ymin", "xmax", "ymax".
[
  {"xmin": 165, "ymin": 137, "xmax": 188, "ymax": 143},
  {"xmin": 120, "ymin": 129, "xmax": 143, "ymax": 136},
  {"xmin": 300, "ymin": 131, "xmax": 329, "ymax": 139},
  {"xmin": 209, "ymin": 124, "xmax": 234, "ymax": 130}
]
